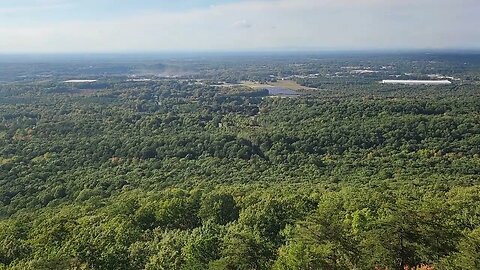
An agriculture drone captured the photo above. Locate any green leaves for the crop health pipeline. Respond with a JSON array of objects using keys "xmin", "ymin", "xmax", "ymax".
[
  {"xmin": 199, "ymin": 193, "xmax": 239, "ymax": 225},
  {"xmin": 440, "ymin": 228, "xmax": 480, "ymax": 270},
  {"xmin": 0, "ymin": 186, "xmax": 479, "ymax": 269},
  {"xmin": 0, "ymin": 59, "xmax": 479, "ymax": 269}
]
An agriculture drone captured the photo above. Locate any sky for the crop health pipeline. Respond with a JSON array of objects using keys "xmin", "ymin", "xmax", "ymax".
[{"xmin": 0, "ymin": 0, "xmax": 479, "ymax": 53}]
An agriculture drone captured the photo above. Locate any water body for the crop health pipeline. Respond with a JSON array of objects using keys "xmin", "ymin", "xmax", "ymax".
[
  {"xmin": 64, "ymin": 80, "xmax": 98, "ymax": 83},
  {"xmin": 267, "ymin": 87, "xmax": 301, "ymax": 97}
]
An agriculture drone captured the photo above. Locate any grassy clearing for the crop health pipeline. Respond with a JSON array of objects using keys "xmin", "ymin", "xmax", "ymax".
[
  {"xmin": 240, "ymin": 80, "xmax": 316, "ymax": 91},
  {"xmin": 270, "ymin": 80, "xmax": 311, "ymax": 90}
]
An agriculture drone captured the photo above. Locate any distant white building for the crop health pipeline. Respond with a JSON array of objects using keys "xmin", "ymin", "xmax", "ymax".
[{"xmin": 381, "ymin": 80, "xmax": 452, "ymax": 85}]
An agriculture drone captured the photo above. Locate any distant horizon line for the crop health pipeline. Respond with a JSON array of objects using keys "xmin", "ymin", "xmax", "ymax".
[
  {"xmin": 0, "ymin": 49, "xmax": 479, "ymax": 63},
  {"xmin": 1, "ymin": 48, "xmax": 480, "ymax": 56}
]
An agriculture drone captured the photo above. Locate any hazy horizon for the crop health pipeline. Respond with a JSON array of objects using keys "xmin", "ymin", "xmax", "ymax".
[
  {"xmin": 0, "ymin": 0, "xmax": 479, "ymax": 53},
  {"xmin": 0, "ymin": 49, "xmax": 479, "ymax": 65}
]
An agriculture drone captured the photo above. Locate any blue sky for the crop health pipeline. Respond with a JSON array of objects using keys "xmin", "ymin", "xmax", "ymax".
[
  {"xmin": 0, "ymin": 0, "xmax": 238, "ymax": 23},
  {"xmin": 0, "ymin": 0, "xmax": 479, "ymax": 53}
]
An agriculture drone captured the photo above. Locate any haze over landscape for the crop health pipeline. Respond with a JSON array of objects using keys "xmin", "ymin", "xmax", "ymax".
[{"xmin": 0, "ymin": 0, "xmax": 479, "ymax": 53}]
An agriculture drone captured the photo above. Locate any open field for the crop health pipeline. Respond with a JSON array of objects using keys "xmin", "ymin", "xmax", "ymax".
[
  {"xmin": 270, "ymin": 79, "xmax": 317, "ymax": 90},
  {"xmin": 240, "ymin": 80, "xmax": 317, "ymax": 91}
]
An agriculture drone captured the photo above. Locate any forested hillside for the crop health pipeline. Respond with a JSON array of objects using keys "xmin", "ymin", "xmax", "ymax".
[{"xmin": 0, "ymin": 54, "xmax": 479, "ymax": 269}]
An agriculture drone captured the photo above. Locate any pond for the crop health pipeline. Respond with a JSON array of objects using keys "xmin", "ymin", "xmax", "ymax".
[{"xmin": 267, "ymin": 87, "xmax": 301, "ymax": 97}]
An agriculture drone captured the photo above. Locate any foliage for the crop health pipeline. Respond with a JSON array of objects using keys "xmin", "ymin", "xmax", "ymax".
[{"xmin": 0, "ymin": 53, "xmax": 479, "ymax": 269}]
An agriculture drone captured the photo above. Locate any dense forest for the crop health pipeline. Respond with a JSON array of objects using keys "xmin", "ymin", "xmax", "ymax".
[{"xmin": 0, "ymin": 53, "xmax": 479, "ymax": 269}]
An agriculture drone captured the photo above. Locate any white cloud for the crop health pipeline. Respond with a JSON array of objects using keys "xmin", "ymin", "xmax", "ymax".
[
  {"xmin": 0, "ymin": 0, "xmax": 478, "ymax": 52},
  {"xmin": 233, "ymin": 19, "xmax": 252, "ymax": 29}
]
